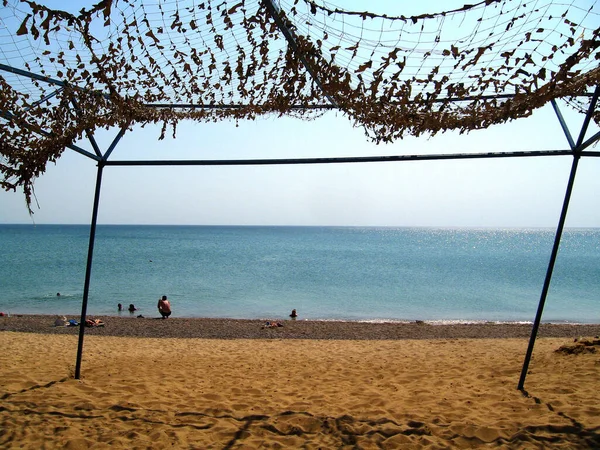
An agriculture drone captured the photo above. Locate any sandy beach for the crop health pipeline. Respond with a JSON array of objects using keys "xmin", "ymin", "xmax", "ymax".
[{"xmin": 1, "ymin": 316, "xmax": 599, "ymax": 448}]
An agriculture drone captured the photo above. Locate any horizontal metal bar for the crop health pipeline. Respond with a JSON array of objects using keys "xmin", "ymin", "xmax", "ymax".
[
  {"xmin": 2, "ymin": 64, "xmax": 595, "ymax": 112},
  {"xmin": 2, "ymin": 63, "xmax": 596, "ymax": 106},
  {"xmin": 102, "ymin": 149, "xmax": 573, "ymax": 167},
  {"xmin": 0, "ymin": 65, "xmax": 515, "ymax": 106},
  {"xmin": 144, "ymin": 94, "xmax": 520, "ymax": 109},
  {"xmin": 143, "ymin": 103, "xmax": 337, "ymax": 109},
  {"xmin": 142, "ymin": 92, "xmax": 600, "ymax": 110}
]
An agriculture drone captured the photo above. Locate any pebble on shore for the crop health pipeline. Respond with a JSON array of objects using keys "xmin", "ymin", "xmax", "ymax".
[{"xmin": 1, "ymin": 314, "xmax": 599, "ymax": 341}]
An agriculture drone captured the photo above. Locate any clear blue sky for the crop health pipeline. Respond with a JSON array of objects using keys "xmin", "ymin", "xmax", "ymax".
[
  {"xmin": 1, "ymin": 102, "xmax": 599, "ymax": 227},
  {"xmin": 1, "ymin": 0, "xmax": 599, "ymax": 227}
]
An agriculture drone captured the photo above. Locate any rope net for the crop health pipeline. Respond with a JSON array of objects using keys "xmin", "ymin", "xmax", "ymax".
[{"xmin": 1, "ymin": 0, "xmax": 599, "ymax": 209}]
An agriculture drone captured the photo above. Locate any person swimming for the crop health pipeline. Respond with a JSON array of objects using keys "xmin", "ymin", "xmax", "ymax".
[{"xmin": 290, "ymin": 309, "xmax": 297, "ymax": 319}]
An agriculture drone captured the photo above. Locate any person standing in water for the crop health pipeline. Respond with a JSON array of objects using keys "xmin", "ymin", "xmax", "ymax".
[{"xmin": 158, "ymin": 295, "xmax": 172, "ymax": 319}]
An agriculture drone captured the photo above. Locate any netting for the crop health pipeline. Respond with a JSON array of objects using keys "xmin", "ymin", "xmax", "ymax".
[{"xmin": 1, "ymin": 0, "xmax": 599, "ymax": 209}]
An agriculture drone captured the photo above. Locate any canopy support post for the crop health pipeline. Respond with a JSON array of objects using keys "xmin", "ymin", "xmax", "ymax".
[
  {"xmin": 518, "ymin": 85, "xmax": 599, "ymax": 391},
  {"xmin": 517, "ymin": 154, "xmax": 579, "ymax": 391},
  {"xmin": 74, "ymin": 162, "xmax": 105, "ymax": 379}
]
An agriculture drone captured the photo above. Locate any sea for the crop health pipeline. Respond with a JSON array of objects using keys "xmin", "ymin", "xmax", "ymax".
[{"xmin": 1, "ymin": 224, "xmax": 599, "ymax": 324}]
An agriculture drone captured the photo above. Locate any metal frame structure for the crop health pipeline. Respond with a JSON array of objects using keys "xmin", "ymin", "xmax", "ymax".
[{"xmin": 1, "ymin": 0, "xmax": 599, "ymax": 386}]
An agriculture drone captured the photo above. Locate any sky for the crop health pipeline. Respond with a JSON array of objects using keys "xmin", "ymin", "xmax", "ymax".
[
  {"xmin": 1, "ymin": 101, "xmax": 599, "ymax": 228},
  {"xmin": 1, "ymin": 0, "xmax": 599, "ymax": 228}
]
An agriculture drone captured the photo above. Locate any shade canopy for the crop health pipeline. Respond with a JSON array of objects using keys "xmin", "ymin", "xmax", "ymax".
[{"xmin": 1, "ymin": 0, "xmax": 599, "ymax": 208}]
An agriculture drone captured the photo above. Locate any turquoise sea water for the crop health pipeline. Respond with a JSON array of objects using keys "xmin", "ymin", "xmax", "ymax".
[{"xmin": 0, "ymin": 225, "xmax": 599, "ymax": 323}]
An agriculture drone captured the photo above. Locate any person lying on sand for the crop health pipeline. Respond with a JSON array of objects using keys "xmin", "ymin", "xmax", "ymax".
[
  {"xmin": 85, "ymin": 319, "xmax": 105, "ymax": 327},
  {"xmin": 262, "ymin": 321, "xmax": 283, "ymax": 329}
]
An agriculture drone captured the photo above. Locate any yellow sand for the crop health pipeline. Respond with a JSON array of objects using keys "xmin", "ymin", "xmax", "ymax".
[{"xmin": 1, "ymin": 333, "xmax": 599, "ymax": 449}]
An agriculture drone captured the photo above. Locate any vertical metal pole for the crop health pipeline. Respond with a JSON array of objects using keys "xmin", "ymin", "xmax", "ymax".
[
  {"xmin": 517, "ymin": 154, "xmax": 580, "ymax": 391},
  {"xmin": 74, "ymin": 162, "xmax": 104, "ymax": 379}
]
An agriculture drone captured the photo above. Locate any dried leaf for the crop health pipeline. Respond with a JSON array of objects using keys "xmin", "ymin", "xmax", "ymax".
[
  {"xmin": 145, "ymin": 30, "xmax": 160, "ymax": 44},
  {"xmin": 228, "ymin": 2, "xmax": 243, "ymax": 15},
  {"xmin": 356, "ymin": 61, "xmax": 372, "ymax": 73},
  {"xmin": 538, "ymin": 67, "xmax": 546, "ymax": 80},
  {"xmin": 16, "ymin": 14, "xmax": 31, "ymax": 36}
]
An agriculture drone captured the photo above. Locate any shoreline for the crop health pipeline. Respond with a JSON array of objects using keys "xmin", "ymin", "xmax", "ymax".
[
  {"xmin": 5, "ymin": 312, "xmax": 600, "ymax": 326},
  {"xmin": 2, "ymin": 314, "xmax": 599, "ymax": 340}
]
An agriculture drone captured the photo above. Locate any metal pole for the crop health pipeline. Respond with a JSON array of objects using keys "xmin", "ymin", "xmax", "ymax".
[
  {"xmin": 263, "ymin": 0, "xmax": 338, "ymax": 107},
  {"xmin": 575, "ymin": 85, "xmax": 600, "ymax": 148},
  {"xmin": 550, "ymin": 100, "xmax": 575, "ymax": 149},
  {"xmin": 580, "ymin": 130, "xmax": 600, "ymax": 151},
  {"xmin": 517, "ymin": 154, "xmax": 580, "ymax": 391},
  {"xmin": 102, "ymin": 149, "xmax": 571, "ymax": 167},
  {"xmin": 74, "ymin": 162, "xmax": 104, "ymax": 379},
  {"xmin": 0, "ymin": 111, "xmax": 101, "ymax": 161}
]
